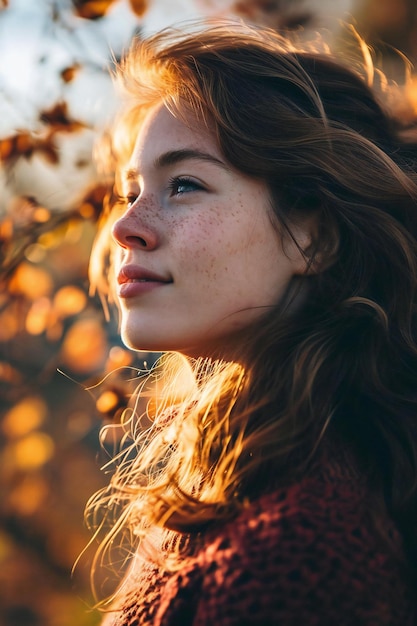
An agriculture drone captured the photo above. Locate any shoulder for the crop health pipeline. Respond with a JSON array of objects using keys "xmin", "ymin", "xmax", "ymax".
[
  {"xmin": 190, "ymin": 473, "xmax": 411, "ymax": 625},
  {"xmin": 200, "ymin": 474, "xmax": 366, "ymax": 574}
]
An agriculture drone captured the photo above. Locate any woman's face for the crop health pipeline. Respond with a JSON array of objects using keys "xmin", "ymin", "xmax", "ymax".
[{"xmin": 111, "ymin": 103, "xmax": 310, "ymax": 357}]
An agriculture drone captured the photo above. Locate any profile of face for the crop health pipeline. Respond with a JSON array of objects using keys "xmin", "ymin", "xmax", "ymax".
[{"xmin": 111, "ymin": 103, "xmax": 312, "ymax": 357}]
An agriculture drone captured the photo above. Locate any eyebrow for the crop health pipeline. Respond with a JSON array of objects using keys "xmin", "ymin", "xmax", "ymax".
[{"xmin": 122, "ymin": 149, "xmax": 230, "ymax": 182}]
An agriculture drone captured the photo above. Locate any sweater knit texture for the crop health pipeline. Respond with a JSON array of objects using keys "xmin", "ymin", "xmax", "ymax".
[{"xmin": 101, "ymin": 459, "xmax": 415, "ymax": 625}]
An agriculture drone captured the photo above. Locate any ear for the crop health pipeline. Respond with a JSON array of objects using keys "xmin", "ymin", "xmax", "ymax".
[{"xmin": 285, "ymin": 212, "xmax": 339, "ymax": 276}]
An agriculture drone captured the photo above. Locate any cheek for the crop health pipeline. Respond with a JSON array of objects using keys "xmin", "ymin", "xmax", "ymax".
[
  {"xmin": 175, "ymin": 214, "xmax": 229, "ymax": 276},
  {"xmin": 171, "ymin": 204, "xmax": 280, "ymax": 292}
]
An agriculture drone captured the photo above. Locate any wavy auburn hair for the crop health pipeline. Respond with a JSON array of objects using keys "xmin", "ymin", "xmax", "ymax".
[{"xmin": 87, "ymin": 21, "xmax": 417, "ymax": 594}]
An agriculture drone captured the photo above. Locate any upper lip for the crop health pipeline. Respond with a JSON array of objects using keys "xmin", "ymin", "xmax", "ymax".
[{"xmin": 117, "ymin": 265, "xmax": 172, "ymax": 285}]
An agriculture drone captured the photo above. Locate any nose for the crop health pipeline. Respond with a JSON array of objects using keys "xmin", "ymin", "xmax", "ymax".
[{"xmin": 111, "ymin": 202, "xmax": 159, "ymax": 250}]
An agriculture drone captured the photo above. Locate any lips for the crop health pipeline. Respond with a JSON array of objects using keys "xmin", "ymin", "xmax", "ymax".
[
  {"xmin": 117, "ymin": 265, "xmax": 171, "ymax": 284},
  {"xmin": 116, "ymin": 265, "xmax": 172, "ymax": 298}
]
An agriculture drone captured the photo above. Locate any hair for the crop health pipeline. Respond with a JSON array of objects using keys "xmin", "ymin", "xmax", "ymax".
[{"xmin": 87, "ymin": 20, "xmax": 417, "ymax": 600}]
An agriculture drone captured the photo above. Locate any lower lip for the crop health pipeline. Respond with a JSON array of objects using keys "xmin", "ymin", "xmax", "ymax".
[{"xmin": 117, "ymin": 280, "xmax": 170, "ymax": 298}]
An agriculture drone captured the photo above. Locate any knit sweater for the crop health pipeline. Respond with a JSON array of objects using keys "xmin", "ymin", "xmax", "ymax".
[{"xmin": 101, "ymin": 461, "xmax": 415, "ymax": 626}]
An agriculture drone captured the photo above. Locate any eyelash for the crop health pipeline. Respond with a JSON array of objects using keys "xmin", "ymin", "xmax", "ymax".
[
  {"xmin": 114, "ymin": 190, "xmax": 137, "ymax": 208},
  {"xmin": 167, "ymin": 176, "xmax": 204, "ymax": 196},
  {"xmin": 125, "ymin": 194, "xmax": 138, "ymax": 207},
  {"xmin": 117, "ymin": 176, "xmax": 203, "ymax": 208}
]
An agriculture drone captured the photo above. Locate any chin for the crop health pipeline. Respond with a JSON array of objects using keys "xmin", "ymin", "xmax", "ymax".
[
  {"xmin": 120, "ymin": 328, "xmax": 178, "ymax": 354},
  {"xmin": 119, "ymin": 320, "xmax": 252, "ymax": 360}
]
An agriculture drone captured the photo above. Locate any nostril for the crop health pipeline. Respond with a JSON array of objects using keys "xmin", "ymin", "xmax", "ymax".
[{"xmin": 126, "ymin": 235, "xmax": 148, "ymax": 247}]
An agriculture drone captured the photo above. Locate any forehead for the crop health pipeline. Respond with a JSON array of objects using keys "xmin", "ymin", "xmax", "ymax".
[{"xmin": 129, "ymin": 103, "xmax": 222, "ymax": 169}]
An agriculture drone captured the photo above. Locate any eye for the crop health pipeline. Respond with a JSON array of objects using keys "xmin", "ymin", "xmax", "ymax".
[
  {"xmin": 125, "ymin": 193, "xmax": 138, "ymax": 207},
  {"xmin": 113, "ymin": 191, "xmax": 138, "ymax": 209},
  {"xmin": 168, "ymin": 176, "xmax": 204, "ymax": 196},
  {"xmin": 117, "ymin": 193, "xmax": 138, "ymax": 208}
]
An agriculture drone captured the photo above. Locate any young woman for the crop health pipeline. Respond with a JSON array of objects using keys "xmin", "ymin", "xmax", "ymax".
[{"xmin": 88, "ymin": 20, "xmax": 417, "ymax": 625}]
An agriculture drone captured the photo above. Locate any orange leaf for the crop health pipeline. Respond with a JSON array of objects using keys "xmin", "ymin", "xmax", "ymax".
[
  {"xmin": 0, "ymin": 216, "xmax": 13, "ymax": 242},
  {"xmin": 0, "ymin": 133, "xmax": 33, "ymax": 162},
  {"xmin": 61, "ymin": 64, "xmax": 80, "ymax": 83},
  {"xmin": 73, "ymin": 0, "xmax": 117, "ymax": 19},
  {"xmin": 15, "ymin": 132, "xmax": 33, "ymax": 155},
  {"xmin": 0, "ymin": 137, "xmax": 14, "ymax": 160},
  {"xmin": 129, "ymin": 0, "xmax": 148, "ymax": 17}
]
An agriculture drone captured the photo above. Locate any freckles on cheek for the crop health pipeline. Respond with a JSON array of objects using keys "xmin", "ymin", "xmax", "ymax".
[
  {"xmin": 177, "ymin": 221, "xmax": 225, "ymax": 284},
  {"xmin": 179, "ymin": 243, "xmax": 220, "ymax": 282}
]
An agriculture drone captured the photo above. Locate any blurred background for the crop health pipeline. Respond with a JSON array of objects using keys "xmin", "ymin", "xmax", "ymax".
[{"xmin": 1, "ymin": 1, "xmax": 417, "ymax": 624}]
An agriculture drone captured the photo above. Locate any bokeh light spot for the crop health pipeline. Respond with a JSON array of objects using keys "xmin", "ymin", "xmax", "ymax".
[
  {"xmin": 2, "ymin": 396, "xmax": 48, "ymax": 439},
  {"xmin": 26, "ymin": 297, "xmax": 52, "ymax": 335},
  {"xmin": 12, "ymin": 432, "xmax": 55, "ymax": 470},
  {"xmin": 96, "ymin": 390, "xmax": 120, "ymax": 414},
  {"xmin": 53, "ymin": 285, "xmax": 87, "ymax": 318},
  {"xmin": 9, "ymin": 262, "xmax": 53, "ymax": 300},
  {"xmin": 9, "ymin": 474, "xmax": 49, "ymax": 516},
  {"xmin": 60, "ymin": 317, "xmax": 107, "ymax": 373}
]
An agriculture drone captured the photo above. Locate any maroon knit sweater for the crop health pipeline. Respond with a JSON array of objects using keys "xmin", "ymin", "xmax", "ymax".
[{"xmin": 101, "ymin": 460, "xmax": 415, "ymax": 625}]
